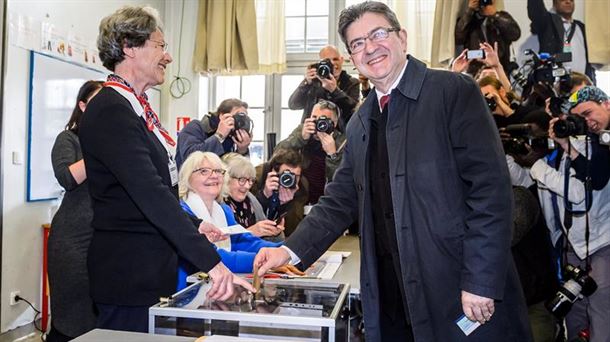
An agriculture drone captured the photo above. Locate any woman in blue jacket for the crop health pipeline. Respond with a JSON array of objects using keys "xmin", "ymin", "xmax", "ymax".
[{"xmin": 177, "ymin": 151, "xmax": 282, "ymax": 290}]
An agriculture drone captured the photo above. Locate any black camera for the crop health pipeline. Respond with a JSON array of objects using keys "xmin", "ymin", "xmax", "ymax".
[
  {"xmin": 502, "ymin": 123, "xmax": 549, "ymax": 155},
  {"xmin": 545, "ymin": 264, "xmax": 597, "ymax": 319},
  {"xmin": 231, "ymin": 112, "xmax": 253, "ymax": 136},
  {"xmin": 278, "ymin": 170, "xmax": 297, "ymax": 189},
  {"xmin": 480, "ymin": 0, "xmax": 493, "ymax": 7},
  {"xmin": 485, "ymin": 96, "xmax": 497, "ymax": 111},
  {"xmin": 315, "ymin": 115, "xmax": 335, "ymax": 134},
  {"xmin": 553, "ymin": 115, "xmax": 587, "ymax": 138},
  {"xmin": 312, "ymin": 58, "xmax": 334, "ymax": 79},
  {"xmin": 513, "ymin": 50, "xmax": 571, "ymax": 93},
  {"xmin": 549, "ymin": 96, "xmax": 571, "ymax": 117}
]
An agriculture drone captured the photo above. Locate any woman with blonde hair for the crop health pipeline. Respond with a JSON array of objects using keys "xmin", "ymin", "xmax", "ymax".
[{"xmin": 177, "ymin": 151, "xmax": 286, "ymax": 289}]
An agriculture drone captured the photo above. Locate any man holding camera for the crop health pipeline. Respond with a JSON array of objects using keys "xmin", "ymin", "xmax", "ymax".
[
  {"xmin": 176, "ymin": 98, "xmax": 252, "ymax": 168},
  {"xmin": 288, "ymin": 45, "xmax": 360, "ymax": 125},
  {"xmin": 455, "ymin": 0, "xmax": 520, "ymax": 75},
  {"xmin": 508, "ymin": 87, "xmax": 610, "ymax": 341},
  {"xmin": 528, "ymin": 0, "xmax": 596, "ymax": 83},
  {"xmin": 275, "ymin": 100, "xmax": 346, "ymax": 206}
]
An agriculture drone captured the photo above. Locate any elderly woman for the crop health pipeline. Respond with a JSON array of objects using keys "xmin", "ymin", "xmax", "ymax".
[
  {"xmin": 223, "ymin": 153, "xmax": 285, "ymax": 242},
  {"xmin": 79, "ymin": 6, "xmax": 251, "ymax": 332},
  {"xmin": 178, "ymin": 152, "xmax": 289, "ymax": 289}
]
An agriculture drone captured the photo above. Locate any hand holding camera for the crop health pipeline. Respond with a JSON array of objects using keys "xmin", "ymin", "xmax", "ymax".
[
  {"xmin": 232, "ymin": 129, "xmax": 252, "ymax": 154},
  {"xmin": 263, "ymin": 170, "xmax": 279, "ymax": 198},
  {"xmin": 217, "ymin": 113, "xmax": 235, "ymax": 139},
  {"xmin": 318, "ymin": 73, "xmax": 338, "ymax": 93},
  {"xmin": 301, "ymin": 118, "xmax": 317, "ymax": 140},
  {"xmin": 318, "ymin": 131, "xmax": 336, "ymax": 155}
]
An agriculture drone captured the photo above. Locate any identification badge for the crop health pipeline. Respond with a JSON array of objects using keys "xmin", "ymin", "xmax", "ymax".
[
  {"xmin": 563, "ymin": 43, "xmax": 572, "ymax": 53},
  {"xmin": 456, "ymin": 314, "xmax": 481, "ymax": 336},
  {"xmin": 168, "ymin": 157, "xmax": 178, "ymax": 186}
]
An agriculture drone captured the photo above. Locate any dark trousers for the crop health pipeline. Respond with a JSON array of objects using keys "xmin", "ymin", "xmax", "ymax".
[
  {"xmin": 45, "ymin": 324, "xmax": 72, "ymax": 342},
  {"xmin": 379, "ymin": 306, "xmax": 414, "ymax": 341},
  {"xmin": 96, "ymin": 303, "xmax": 149, "ymax": 333}
]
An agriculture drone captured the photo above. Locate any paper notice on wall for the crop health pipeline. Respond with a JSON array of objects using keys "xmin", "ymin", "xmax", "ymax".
[
  {"xmin": 8, "ymin": 12, "xmax": 40, "ymax": 51},
  {"xmin": 41, "ymin": 21, "xmax": 68, "ymax": 57}
]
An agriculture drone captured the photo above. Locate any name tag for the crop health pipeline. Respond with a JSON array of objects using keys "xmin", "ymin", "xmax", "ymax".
[
  {"xmin": 168, "ymin": 157, "xmax": 178, "ymax": 186},
  {"xmin": 563, "ymin": 43, "xmax": 572, "ymax": 53}
]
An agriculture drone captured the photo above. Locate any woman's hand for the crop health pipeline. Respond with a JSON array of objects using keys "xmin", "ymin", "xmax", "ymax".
[
  {"xmin": 451, "ymin": 49, "xmax": 470, "ymax": 73},
  {"xmin": 198, "ymin": 222, "xmax": 228, "ymax": 243},
  {"xmin": 248, "ymin": 219, "xmax": 283, "ymax": 237}
]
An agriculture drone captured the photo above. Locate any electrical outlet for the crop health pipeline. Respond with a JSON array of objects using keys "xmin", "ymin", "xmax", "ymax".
[{"xmin": 9, "ymin": 291, "xmax": 20, "ymax": 306}]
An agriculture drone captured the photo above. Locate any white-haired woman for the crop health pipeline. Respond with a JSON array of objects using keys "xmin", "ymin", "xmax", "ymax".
[
  {"xmin": 178, "ymin": 152, "xmax": 294, "ymax": 290},
  {"xmin": 80, "ymin": 6, "xmax": 251, "ymax": 331},
  {"xmin": 223, "ymin": 153, "xmax": 285, "ymax": 242}
]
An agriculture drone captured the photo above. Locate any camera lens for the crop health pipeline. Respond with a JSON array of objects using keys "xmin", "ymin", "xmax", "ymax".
[
  {"xmin": 485, "ymin": 97, "xmax": 497, "ymax": 111},
  {"xmin": 315, "ymin": 116, "xmax": 334, "ymax": 134},
  {"xmin": 278, "ymin": 170, "xmax": 297, "ymax": 189}
]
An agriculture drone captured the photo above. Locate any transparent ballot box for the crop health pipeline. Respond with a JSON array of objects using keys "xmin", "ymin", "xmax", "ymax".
[{"xmin": 149, "ymin": 278, "xmax": 350, "ymax": 341}]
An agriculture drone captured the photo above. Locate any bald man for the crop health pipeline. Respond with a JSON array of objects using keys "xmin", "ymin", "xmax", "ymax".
[{"xmin": 288, "ymin": 45, "xmax": 360, "ymax": 126}]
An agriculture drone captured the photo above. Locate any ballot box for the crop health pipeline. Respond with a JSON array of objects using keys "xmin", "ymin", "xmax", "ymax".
[{"xmin": 149, "ymin": 278, "xmax": 350, "ymax": 342}]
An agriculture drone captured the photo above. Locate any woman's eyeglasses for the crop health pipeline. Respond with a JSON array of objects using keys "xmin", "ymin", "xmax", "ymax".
[
  {"xmin": 232, "ymin": 176, "xmax": 256, "ymax": 186},
  {"xmin": 193, "ymin": 168, "xmax": 226, "ymax": 177}
]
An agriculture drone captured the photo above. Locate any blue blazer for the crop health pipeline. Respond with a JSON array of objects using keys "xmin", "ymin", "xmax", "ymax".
[{"xmin": 177, "ymin": 201, "xmax": 282, "ymax": 290}]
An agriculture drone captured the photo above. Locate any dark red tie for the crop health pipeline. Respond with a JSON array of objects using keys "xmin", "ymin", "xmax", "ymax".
[{"xmin": 380, "ymin": 95, "xmax": 390, "ymax": 110}]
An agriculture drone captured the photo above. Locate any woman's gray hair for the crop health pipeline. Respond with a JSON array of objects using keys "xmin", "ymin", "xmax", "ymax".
[
  {"xmin": 97, "ymin": 6, "xmax": 163, "ymax": 71},
  {"xmin": 222, "ymin": 153, "xmax": 256, "ymax": 179},
  {"xmin": 338, "ymin": 1, "xmax": 401, "ymax": 53},
  {"xmin": 179, "ymin": 151, "xmax": 227, "ymax": 202}
]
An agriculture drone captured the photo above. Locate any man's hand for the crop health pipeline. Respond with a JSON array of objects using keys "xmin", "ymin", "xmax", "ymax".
[
  {"xmin": 511, "ymin": 144, "xmax": 545, "ymax": 168},
  {"xmin": 468, "ymin": 0, "xmax": 479, "ymax": 10},
  {"xmin": 318, "ymin": 131, "xmax": 337, "ymax": 155},
  {"xmin": 318, "ymin": 73, "xmax": 338, "ymax": 93},
  {"xmin": 278, "ymin": 186, "xmax": 297, "ymax": 205},
  {"xmin": 304, "ymin": 66, "xmax": 317, "ymax": 84},
  {"xmin": 263, "ymin": 171, "xmax": 279, "ymax": 198},
  {"xmin": 461, "ymin": 290, "xmax": 495, "ymax": 324},
  {"xmin": 198, "ymin": 222, "xmax": 228, "ymax": 243},
  {"xmin": 248, "ymin": 219, "xmax": 283, "ymax": 237},
  {"xmin": 217, "ymin": 113, "xmax": 234, "ymax": 139},
  {"xmin": 451, "ymin": 50, "xmax": 471, "ymax": 73},
  {"xmin": 232, "ymin": 129, "xmax": 252, "ymax": 154},
  {"xmin": 207, "ymin": 262, "xmax": 256, "ymax": 301},
  {"xmin": 549, "ymin": 117, "xmax": 570, "ymax": 150},
  {"xmin": 253, "ymin": 247, "xmax": 292, "ymax": 276},
  {"xmin": 302, "ymin": 118, "xmax": 316, "ymax": 140}
]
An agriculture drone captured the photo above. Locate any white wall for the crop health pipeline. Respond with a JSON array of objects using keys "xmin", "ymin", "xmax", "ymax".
[{"xmin": 1, "ymin": 0, "xmax": 164, "ymax": 332}]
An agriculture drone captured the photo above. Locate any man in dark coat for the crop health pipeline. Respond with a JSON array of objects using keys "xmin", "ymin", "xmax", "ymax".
[
  {"xmin": 528, "ymin": 0, "xmax": 596, "ymax": 83},
  {"xmin": 254, "ymin": 2, "xmax": 532, "ymax": 341}
]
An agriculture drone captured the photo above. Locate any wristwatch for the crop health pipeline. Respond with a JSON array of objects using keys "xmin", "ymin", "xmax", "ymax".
[
  {"xmin": 327, "ymin": 152, "xmax": 339, "ymax": 161},
  {"xmin": 215, "ymin": 132, "xmax": 225, "ymax": 143}
]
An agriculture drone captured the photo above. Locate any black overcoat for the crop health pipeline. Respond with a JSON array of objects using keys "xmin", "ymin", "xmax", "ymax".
[{"xmin": 285, "ymin": 56, "xmax": 532, "ymax": 341}]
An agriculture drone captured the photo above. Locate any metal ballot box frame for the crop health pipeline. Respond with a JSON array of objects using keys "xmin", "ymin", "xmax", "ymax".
[{"xmin": 149, "ymin": 278, "xmax": 350, "ymax": 342}]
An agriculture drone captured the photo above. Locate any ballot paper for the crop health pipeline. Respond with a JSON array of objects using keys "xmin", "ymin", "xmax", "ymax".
[{"xmin": 219, "ymin": 224, "xmax": 249, "ymax": 235}]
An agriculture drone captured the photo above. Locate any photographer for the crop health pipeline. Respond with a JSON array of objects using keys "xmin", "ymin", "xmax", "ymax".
[
  {"xmin": 478, "ymin": 76, "xmax": 536, "ymax": 128},
  {"xmin": 251, "ymin": 149, "xmax": 305, "ymax": 237},
  {"xmin": 455, "ymin": 0, "xmax": 520, "ymax": 76},
  {"xmin": 176, "ymin": 98, "xmax": 252, "ymax": 168},
  {"xmin": 510, "ymin": 102, "xmax": 610, "ymax": 341},
  {"xmin": 275, "ymin": 100, "xmax": 345, "ymax": 206},
  {"xmin": 288, "ymin": 45, "xmax": 360, "ymax": 125},
  {"xmin": 528, "ymin": 0, "xmax": 596, "ymax": 83}
]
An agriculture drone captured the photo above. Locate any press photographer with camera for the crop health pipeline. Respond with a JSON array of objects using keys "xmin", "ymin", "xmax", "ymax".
[
  {"xmin": 275, "ymin": 100, "xmax": 346, "ymax": 206},
  {"xmin": 478, "ymin": 75, "xmax": 536, "ymax": 128},
  {"xmin": 528, "ymin": 0, "xmax": 596, "ymax": 83},
  {"xmin": 176, "ymin": 98, "xmax": 253, "ymax": 168},
  {"xmin": 454, "ymin": 0, "xmax": 520, "ymax": 76},
  {"xmin": 288, "ymin": 45, "xmax": 360, "ymax": 125},
  {"xmin": 251, "ymin": 149, "xmax": 305, "ymax": 237},
  {"xmin": 508, "ymin": 93, "xmax": 610, "ymax": 341}
]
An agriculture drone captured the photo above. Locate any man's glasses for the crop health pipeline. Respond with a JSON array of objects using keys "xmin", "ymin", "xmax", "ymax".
[
  {"xmin": 232, "ymin": 176, "xmax": 256, "ymax": 186},
  {"xmin": 193, "ymin": 168, "xmax": 225, "ymax": 177},
  {"xmin": 348, "ymin": 27, "xmax": 400, "ymax": 54},
  {"xmin": 149, "ymin": 39, "xmax": 169, "ymax": 52}
]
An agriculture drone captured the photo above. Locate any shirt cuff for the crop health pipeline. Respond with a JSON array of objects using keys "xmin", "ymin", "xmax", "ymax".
[{"xmin": 280, "ymin": 245, "xmax": 301, "ymax": 265}]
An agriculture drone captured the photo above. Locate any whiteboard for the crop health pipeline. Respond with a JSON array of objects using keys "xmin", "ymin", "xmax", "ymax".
[{"xmin": 27, "ymin": 51, "xmax": 162, "ymax": 201}]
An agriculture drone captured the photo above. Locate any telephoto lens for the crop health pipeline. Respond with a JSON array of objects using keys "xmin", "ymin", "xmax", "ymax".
[{"xmin": 545, "ymin": 264, "xmax": 597, "ymax": 319}]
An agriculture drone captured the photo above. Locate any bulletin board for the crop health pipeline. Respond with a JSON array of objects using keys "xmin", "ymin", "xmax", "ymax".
[{"xmin": 27, "ymin": 51, "xmax": 161, "ymax": 201}]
